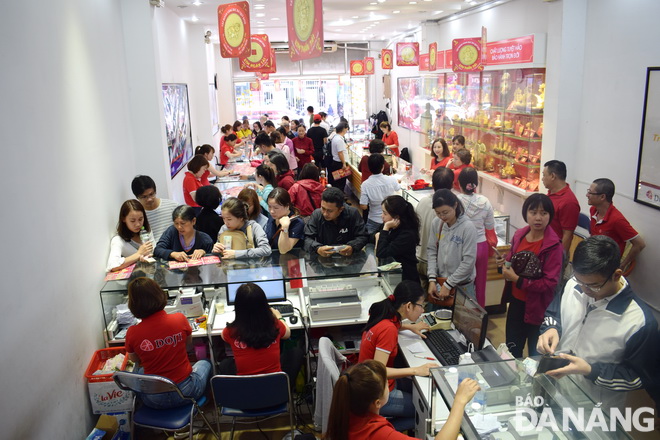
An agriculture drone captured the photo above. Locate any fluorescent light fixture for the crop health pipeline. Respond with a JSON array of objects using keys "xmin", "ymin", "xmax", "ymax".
[
  {"xmin": 433, "ymin": 10, "xmax": 444, "ymax": 14},
  {"xmin": 192, "ymin": 0, "xmax": 202, "ymax": 5},
  {"xmin": 352, "ymin": 15, "xmax": 359, "ymax": 18},
  {"xmin": 409, "ymin": 1, "xmax": 417, "ymax": 3},
  {"xmin": 256, "ymin": 13, "xmax": 265, "ymax": 17},
  {"xmin": 392, "ymin": 10, "xmax": 400, "ymax": 13},
  {"xmin": 377, "ymin": 0, "xmax": 386, "ymax": 3},
  {"xmin": 271, "ymin": 17, "xmax": 280, "ymax": 20},
  {"xmin": 191, "ymin": 16, "xmax": 199, "ymax": 22}
]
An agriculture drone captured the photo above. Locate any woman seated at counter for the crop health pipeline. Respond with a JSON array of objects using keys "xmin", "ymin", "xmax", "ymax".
[
  {"xmin": 265, "ymin": 188, "xmax": 305, "ymax": 254},
  {"xmin": 154, "ymin": 205, "xmax": 214, "ymax": 262},
  {"xmin": 106, "ymin": 199, "xmax": 154, "ymax": 272},
  {"xmin": 219, "ymin": 282, "xmax": 302, "ymax": 386},
  {"xmin": 212, "ymin": 197, "xmax": 271, "ymax": 259},
  {"xmin": 125, "ymin": 277, "xmax": 212, "ymax": 409}
]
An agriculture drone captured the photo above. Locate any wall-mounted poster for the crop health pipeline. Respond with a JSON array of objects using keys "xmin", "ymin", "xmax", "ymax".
[
  {"xmin": 162, "ymin": 84, "xmax": 193, "ymax": 178},
  {"xmin": 635, "ymin": 67, "xmax": 660, "ymax": 210}
]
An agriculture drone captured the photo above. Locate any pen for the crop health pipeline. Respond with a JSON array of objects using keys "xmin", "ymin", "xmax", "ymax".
[{"xmin": 414, "ymin": 355, "xmax": 435, "ymax": 361}]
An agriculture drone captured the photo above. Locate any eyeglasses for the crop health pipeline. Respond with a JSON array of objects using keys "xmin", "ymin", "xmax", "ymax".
[
  {"xmin": 138, "ymin": 192, "xmax": 157, "ymax": 201},
  {"xmin": 571, "ymin": 269, "xmax": 616, "ymax": 293},
  {"xmin": 414, "ymin": 302, "xmax": 426, "ymax": 309},
  {"xmin": 586, "ymin": 190, "xmax": 603, "ymax": 196}
]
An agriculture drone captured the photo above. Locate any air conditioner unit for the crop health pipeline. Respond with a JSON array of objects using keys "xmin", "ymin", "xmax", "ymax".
[{"xmin": 271, "ymin": 41, "xmax": 337, "ymax": 54}]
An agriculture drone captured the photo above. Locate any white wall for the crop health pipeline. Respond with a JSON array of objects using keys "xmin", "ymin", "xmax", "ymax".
[
  {"xmin": 572, "ymin": 0, "xmax": 660, "ymax": 308},
  {"xmin": 0, "ymin": 0, "xmax": 151, "ymax": 437}
]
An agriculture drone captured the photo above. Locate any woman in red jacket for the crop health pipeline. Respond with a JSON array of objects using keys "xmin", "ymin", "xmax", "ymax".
[
  {"xmin": 292, "ymin": 125, "xmax": 314, "ymax": 171},
  {"xmin": 289, "ymin": 163, "xmax": 325, "ymax": 217},
  {"xmin": 496, "ymin": 193, "xmax": 563, "ymax": 358},
  {"xmin": 379, "ymin": 122, "xmax": 400, "ymax": 157},
  {"xmin": 266, "ymin": 150, "xmax": 295, "ymax": 191}
]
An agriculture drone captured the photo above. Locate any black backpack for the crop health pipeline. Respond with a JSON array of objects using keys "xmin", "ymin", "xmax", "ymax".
[{"xmin": 323, "ymin": 135, "xmax": 335, "ymax": 167}]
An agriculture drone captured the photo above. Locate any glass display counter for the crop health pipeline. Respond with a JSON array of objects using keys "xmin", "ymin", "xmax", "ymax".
[
  {"xmin": 99, "ymin": 245, "xmax": 401, "ymax": 344},
  {"xmin": 428, "ymin": 359, "xmax": 634, "ymax": 440}
]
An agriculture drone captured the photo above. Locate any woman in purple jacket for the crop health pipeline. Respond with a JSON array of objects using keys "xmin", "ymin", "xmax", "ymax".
[{"xmin": 496, "ymin": 194, "xmax": 563, "ymax": 358}]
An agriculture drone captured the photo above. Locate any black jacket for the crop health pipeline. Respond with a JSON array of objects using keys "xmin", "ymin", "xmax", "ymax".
[
  {"xmin": 304, "ymin": 205, "xmax": 368, "ymax": 253},
  {"xmin": 376, "ymin": 227, "xmax": 420, "ymax": 282}
]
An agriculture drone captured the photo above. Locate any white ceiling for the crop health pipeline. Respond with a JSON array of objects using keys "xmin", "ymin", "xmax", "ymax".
[{"xmin": 166, "ymin": 0, "xmax": 493, "ymax": 43}]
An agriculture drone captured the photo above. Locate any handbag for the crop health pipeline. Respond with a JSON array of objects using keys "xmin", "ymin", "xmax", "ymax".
[
  {"xmin": 428, "ymin": 276, "xmax": 456, "ymax": 307},
  {"xmin": 217, "ymin": 224, "xmax": 254, "ymax": 251},
  {"xmin": 510, "ymin": 250, "xmax": 543, "ymax": 279}
]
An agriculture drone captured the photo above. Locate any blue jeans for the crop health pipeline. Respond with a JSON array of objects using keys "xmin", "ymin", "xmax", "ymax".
[
  {"xmin": 140, "ymin": 359, "xmax": 212, "ymax": 409},
  {"xmin": 366, "ymin": 219, "xmax": 383, "ymax": 234},
  {"xmin": 380, "ymin": 383, "xmax": 415, "ymax": 431}
]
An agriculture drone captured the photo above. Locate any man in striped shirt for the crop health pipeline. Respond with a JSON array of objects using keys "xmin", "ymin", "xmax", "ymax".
[{"xmin": 131, "ymin": 175, "xmax": 178, "ymax": 242}]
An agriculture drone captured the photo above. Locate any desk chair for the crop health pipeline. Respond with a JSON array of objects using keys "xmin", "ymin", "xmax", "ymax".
[
  {"xmin": 211, "ymin": 372, "xmax": 294, "ymax": 440},
  {"xmin": 313, "ymin": 337, "xmax": 347, "ymax": 432},
  {"xmin": 113, "ymin": 371, "xmax": 218, "ymax": 440}
]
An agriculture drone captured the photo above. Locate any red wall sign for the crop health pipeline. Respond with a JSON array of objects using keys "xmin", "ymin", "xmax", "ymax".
[
  {"xmin": 485, "ymin": 35, "xmax": 534, "ymax": 65},
  {"xmin": 436, "ymin": 49, "xmax": 445, "ymax": 70},
  {"xmin": 444, "ymin": 49, "xmax": 453, "ymax": 69},
  {"xmin": 217, "ymin": 2, "xmax": 251, "ymax": 58},
  {"xmin": 452, "ymin": 38, "xmax": 483, "ymax": 72},
  {"xmin": 286, "ymin": 0, "xmax": 324, "ymax": 62}
]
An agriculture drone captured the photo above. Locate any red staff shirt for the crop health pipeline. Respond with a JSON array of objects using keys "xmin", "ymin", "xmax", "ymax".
[
  {"xmin": 125, "ymin": 310, "xmax": 192, "ymax": 384},
  {"xmin": 222, "ymin": 319, "xmax": 287, "ymax": 375},
  {"xmin": 349, "ymin": 412, "xmax": 415, "ymax": 440},
  {"xmin": 547, "ymin": 184, "xmax": 580, "ymax": 241},
  {"xmin": 590, "ymin": 204, "xmax": 638, "ymax": 255},
  {"xmin": 382, "ymin": 131, "xmax": 400, "ymax": 157},
  {"xmin": 359, "ymin": 317, "xmax": 400, "ymax": 391}
]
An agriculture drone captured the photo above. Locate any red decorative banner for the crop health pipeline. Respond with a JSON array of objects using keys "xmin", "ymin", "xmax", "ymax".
[
  {"xmin": 262, "ymin": 49, "xmax": 277, "ymax": 74},
  {"xmin": 453, "ymin": 38, "xmax": 483, "ymax": 72},
  {"xmin": 485, "ymin": 35, "xmax": 534, "ymax": 65},
  {"xmin": 364, "ymin": 57, "xmax": 375, "ymax": 75},
  {"xmin": 481, "ymin": 26, "xmax": 488, "ymax": 65},
  {"xmin": 381, "ymin": 49, "xmax": 393, "ymax": 69},
  {"xmin": 350, "ymin": 60, "xmax": 365, "ymax": 76},
  {"xmin": 217, "ymin": 2, "xmax": 251, "ymax": 58},
  {"xmin": 286, "ymin": 0, "xmax": 324, "ymax": 61},
  {"xmin": 429, "ymin": 43, "xmax": 437, "ymax": 71},
  {"xmin": 436, "ymin": 49, "xmax": 445, "ymax": 70},
  {"xmin": 396, "ymin": 42, "xmax": 419, "ymax": 66},
  {"xmin": 419, "ymin": 53, "xmax": 430, "ymax": 71},
  {"xmin": 445, "ymin": 49, "xmax": 453, "ymax": 69},
  {"xmin": 239, "ymin": 34, "xmax": 273, "ymax": 72}
]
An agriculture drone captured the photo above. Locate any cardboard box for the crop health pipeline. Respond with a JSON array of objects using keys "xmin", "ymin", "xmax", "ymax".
[{"xmin": 88, "ymin": 380, "xmax": 134, "ymax": 414}]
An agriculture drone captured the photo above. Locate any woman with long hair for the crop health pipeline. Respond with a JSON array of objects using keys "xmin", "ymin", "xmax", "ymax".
[
  {"xmin": 457, "ymin": 167, "xmax": 496, "ymax": 307},
  {"xmin": 212, "ymin": 197, "xmax": 271, "ymax": 259},
  {"xmin": 427, "ymin": 189, "xmax": 478, "ymax": 302},
  {"xmin": 375, "ymin": 196, "xmax": 421, "ymax": 283},
  {"xmin": 194, "ymin": 144, "xmax": 230, "ymax": 181},
  {"xmin": 237, "ymin": 187, "xmax": 269, "ymax": 229},
  {"xmin": 246, "ymin": 164, "xmax": 276, "ymax": 214},
  {"xmin": 265, "ymin": 188, "xmax": 304, "ymax": 254},
  {"xmin": 106, "ymin": 200, "xmax": 153, "ymax": 271},
  {"xmin": 324, "ymin": 360, "xmax": 478, "ymax": 440},
  {"xmin": 266, "ymin": 150, "xmax": 295, "ymax": 191},
  {"xmin": 497, "ymin": 193, "xmax": 562, "ymax": 358},
  {"xmin": 358, "ymin": 281, "xmax": 436, "ymax": 428},
  {"xmin": 379, "ymin": 121, "xmax": 400, "ymax": 157},
  {"xmin": 422, "ymin": 138, "xmax": 451, "ymax": 175}
]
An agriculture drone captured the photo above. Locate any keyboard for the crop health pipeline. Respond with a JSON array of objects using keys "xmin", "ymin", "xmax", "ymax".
[
  {"xmin": 424, "ymin": 330, "xmax": 463, "ymax": 366},
  {"xmin": 271, "ymin": 303, "xmax": 294, "ymax": 316}
]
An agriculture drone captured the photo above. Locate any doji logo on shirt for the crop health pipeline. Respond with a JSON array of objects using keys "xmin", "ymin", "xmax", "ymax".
[
  {"xmin": 365, "ymin": 330, "xmax": 373, "ymax": 342},
  {"xmin": 140, "ymin": 332, "xmax": 185, "ymax": 352}
]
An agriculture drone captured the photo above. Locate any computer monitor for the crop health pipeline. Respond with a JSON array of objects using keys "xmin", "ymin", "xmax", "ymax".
[
  {"xmin": 452, "ymin": 288, "xmax": 488, "ymax": 351},
  {"xmin": 226, "ymin": 266, "xmax": 286, "ymax": 305}
]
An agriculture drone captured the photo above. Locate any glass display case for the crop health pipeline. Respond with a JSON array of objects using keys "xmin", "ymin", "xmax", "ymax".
[
  {"xmin": 99, "ymin": 245, "xmax": 401, "ymax": 345},
  {"xmin": 397, "ymin": 68, "xmax": 545, "ymax": 193},
  {"xmin": 428, "ymin": 359, "xmax": 635, "ymax": 440}
]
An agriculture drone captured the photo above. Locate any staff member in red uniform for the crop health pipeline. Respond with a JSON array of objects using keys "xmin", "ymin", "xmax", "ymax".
[
  {"xmin": 358, "ymin": 281, "xmax": 436, "ymax": 430},
  {"xmin": 587, "ymin": 178, "xmax": 645, "ymax": 270},
  {"xmin": 379, "ymin": 122, "xmax": 400, "ymax": 157},
  {"xmin": 324, "ymin": 360, "xmax": 478, "ymax": 440},
  {"xmin": 182, "ymin": 155, "xmax": 209, "ymax": 214},
  {"xmin": 220, "ymin": 283, "xmax": 302, "ymax": 386},
  {"xmin": 541, "ymin": 160, "xmax": 580, "ymax": 256},
  {"xmin": 125, "ymin": 277, "xmax": 212, "ymax": 409}
]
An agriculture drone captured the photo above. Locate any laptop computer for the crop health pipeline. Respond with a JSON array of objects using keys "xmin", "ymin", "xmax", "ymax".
[
  {"xmin": 423, "ymin": 289, "xmax": 488, "ymax": 366},
  {"xmin": 225, "ymin": 266, "xmax": 292, "ymax": 315}
]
